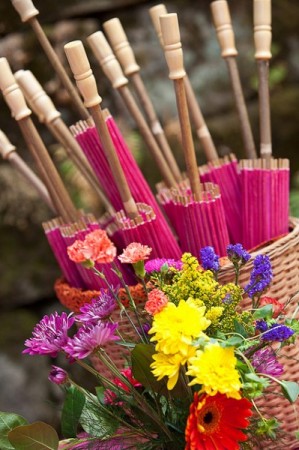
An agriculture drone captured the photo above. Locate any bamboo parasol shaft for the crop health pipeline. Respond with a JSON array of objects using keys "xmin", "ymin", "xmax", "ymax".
[
  {"xmin": 149, "ymin": 3, "xmax": 218, "ymax": 162},
  {"xmin": 102, "ymin": 17, "xmax": 182, "ymax": 182},
  {"xmin": 226, "ymin": 56, "xmax": 257, "ymax": 159},
  {"xmin": 160, "ymin": 13, "xmax": 202, "ymax": 200},
  {"xmin": 130, "ymin": 71, "xmax": 182, "ymax": 182},
  {"xmin": 18, "ymin": 117, "xmax": 78, "ymax": 222},
  {"xmin": 118, "ymin": 84, "xmax": 177, "ymax": 187},
  {"xmin": 257, "ymin": 60, "xmax": 271, "ymax": 160},
  {"xmin": 0, "ymin": 129, "xmax": 55, "ymax": 212},
  {"xmin": 87, "ymin": 31, "xmax": 177, "ymax": 188},
  {"xmin": 28, "ymin": 18, "xmax": 90, "ymax": 122},
  {"xmin": 254, "ymin": 0, "xmax": 272, "ymax": 162},
  {"xmin": 210, "ymin": 0, "xmax": 257, "ymax": 159},
  {"xmin": 174, "ymin": 79, "xmax": 201, "ymax": 199},
  {"xmin": 64, "ymin": 40, "xmax": 139, "ymax": 219}
]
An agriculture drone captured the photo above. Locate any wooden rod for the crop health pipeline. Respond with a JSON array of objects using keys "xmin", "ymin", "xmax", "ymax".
[
  {"xmin": 174, "ymin": 79, "xmax": 201, "ymax": 199},
  {"xmin": 130, "ymin": 72, "xmax": 182, "ymax": 182},
  {"xmin": 118, "ymin": 85, "xmax": 177, "ymax": 187},
  {"xmin": 160, "ymin": 14, "xmax": 201, "ymax": 200},
  {"xmin": 0, "ymin": 129, "xmax": 55, "ymax": 212},
  {"xmin": 15, "ymin": 69, "xmax": 113, "ymax": 213},
  {"xmin": 19, "ymin": 11, "xmax": 90, "ymax": 121},
  {"xmin": 210, "ymin": 0, "xmax": 257, "ymax": 159},
  {"xmin": 226, "ymin": 57, "xmax": 257, "ymax": 159},
  {"xmin": 254, "ymin": 0, "xmax": 272, "ymax": 161},
  {"xmin": 257, "ymin": 61, "xmax": 271, "ymax": 160},
  {"xmin": 103, "ymin": 17, "xmax": 182, "ymax": 182},
  {"xmin": 149, "ymin": 3, "xmax": 218, "ymax": 162},
  {"xmin": 64, "ymin": 39, "xmax": 139, "ymax": 219},
  {"xmin": 18, "ymin": 117, "xmax": 78, "ymax": 222},
  {"xmin": 0, "ymin": 57, "xmax": 77, "ymax": 222},
  {"xmin": 183, "ymin": 76, "xmax": 218, "ymax": 161},
  {"xmin": 87, "ymin": 31, "xmax": 177, "ymax": 188}
]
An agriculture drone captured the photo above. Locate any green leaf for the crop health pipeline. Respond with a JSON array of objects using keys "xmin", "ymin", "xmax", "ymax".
[
  {"xmin": 8, "ymin": 422, "xmax": 59, "ymax": 450},
  {"xmin": 80, "ymin": 395, "xmax": 118, "ymax": 438},
  {"xmin": 95, "ymin": 386, "xmax": 105, "ymax": 404},
  {"xmin": 281, "ymin": 381, "xmax": 299, "ymax": 403},
  {"xmin": 61, "ymin": 385, "xmax": 85, "ymax": 438},
  {"xmin": 233, "ymin": 319, "xmax": 248, "ymax": 338},
  {"xmin": 224, "ymin": 336, "xmax": 244, "ymax": 347},
  {"xmin": 253, "ymin": 305, "xmax": 273, "ymax": 320},
  {"xmin": 0, "ymin": 412, "xmax": 28, "ymax": 450}
]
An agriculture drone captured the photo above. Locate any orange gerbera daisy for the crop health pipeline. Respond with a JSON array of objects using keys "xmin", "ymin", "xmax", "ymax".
[{"xmin": 185, "ymin": 392, "xmax": 252, "ymax": 450}]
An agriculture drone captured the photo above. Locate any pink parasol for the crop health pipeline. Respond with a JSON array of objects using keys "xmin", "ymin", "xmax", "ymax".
[{"xmin": 64, "ymin": 40, "xmax": 181, "ymax": 260}]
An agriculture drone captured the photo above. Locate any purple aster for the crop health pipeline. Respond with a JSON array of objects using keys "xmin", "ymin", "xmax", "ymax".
[
  {"xmin": 227, "ymin": 243, "xmax": 251, "ymax": 265},
  {"xmin": 245, "ymin": 255, "xmax": 273, "ymax": 298},
  {"xmin": 251, "ymin": 347, "xmax": 284, "ymax": 377},
  {"xmin": 64, "ymin": 322, "xmax": 120, "ymax": 359},
  {"xmin": 200, "ymin": 246, "xmax": 220, "ymax": 272},
  {"xmin": 262, "ymin": 323, "xmax": 294, "ymax": 342},
  {"xmin": 76, "ymin": 289, "xmax": 116, "ymax": 325},
  {"xmin": 48, "ymin": 365, "xmax": 68, "ymax": 385},
  {"xmin": 145, "ymin": 258, "xmax": 182, "ymax": 273},
  {"xmin": 23, "ymin": 312, "xmax": 75, "ymax": 357},
  {"xmin": 255, "ymin": 320, "xmax": 268, "ymax": 332}
]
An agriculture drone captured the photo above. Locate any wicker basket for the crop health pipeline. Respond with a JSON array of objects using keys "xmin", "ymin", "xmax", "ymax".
[
  {"xmin": 219, "ymin": 217, "xmax": 299, "ymax": 448},
  {"xmin": 55, "ymin": 218, "xmax": 299, "ymax": 447}
]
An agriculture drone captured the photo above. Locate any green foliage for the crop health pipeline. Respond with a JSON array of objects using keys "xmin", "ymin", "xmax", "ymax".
[
  {"xmin": 8, "ymin": 422, "xmax": 59, "ymax": 450},
  {"xmin": 280, "ymin": 380, "xmax": 299, "ymax": 403},
  {"xmin": 0, "ymin": 412, "xmax": 28, "ymax": 450},
  {"xmin": 79, "ymin": 394, "xmax": 118, "ymax": 438},
  {"xmin": 132, "ymin": 344, "xmax": 168, "ymax": 396},
  {"xmin": 61, "ymin": 385, "xmax": 85, "ymax": 438}
]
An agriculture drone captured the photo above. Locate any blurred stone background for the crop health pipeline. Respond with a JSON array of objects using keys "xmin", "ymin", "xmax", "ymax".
[{"xmin": 0, "ymin": 0, "xmax": 299, "ymax": 434}]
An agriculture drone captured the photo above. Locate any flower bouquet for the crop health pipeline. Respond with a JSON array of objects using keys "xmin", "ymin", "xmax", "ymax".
[{"xmin": 1, "ymin": 231, "xmax": 299, "ymax": 450}]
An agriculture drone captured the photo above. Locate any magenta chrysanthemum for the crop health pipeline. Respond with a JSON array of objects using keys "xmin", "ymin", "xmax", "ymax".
[
  {"xmin": 251, "ymin": 347, "xmax": 284, "ymax": 377},
  {"xmin": 64, "ymin": 322, "xmax": 120, "ymax": 359},
  {"xmin": 145, "ymin": 258, "xmax": 183, "ymax": 273},
  {"xmin": 23, "ymin": 312, "xmax": 74, "ymax": 357},
  {"xmin": 76, "ymin": 290, "xmax": 116, "ymax": 325}
]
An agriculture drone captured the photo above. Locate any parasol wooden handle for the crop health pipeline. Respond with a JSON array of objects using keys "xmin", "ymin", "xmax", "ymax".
[
  {"xmin": 160, "ymin": 13, "xmax": 201, "ymax": 199},
  {"xmin": 149, "ymin": 4, "xmax": 167, "ymax": 46},
  {"xmin": 87, "ymin": 31, "xmax": 128, "ymax": 89},
  {"xmin": 64, "ymin": 40, "xmax": 138, "ymax": 218},
  {"xmin": 210, "ymin": 0, "xmax": 238, "ymax": 58},
  {"xmin": 159, "ymin": 13, "xmax": 186, "ymax": 80},
  {"xmin": 103, "ymin": 18, "xmax": 140, "ymax": 77},
  {"xmin": 15, "ymin": 70, "xmax": 61, "ymax": 124},
  {"xmin": 254, "ymin": 0, "xmax": 272, "ymax": 61},
  {"xmin": 64, "ymin": 40, "xmax": 102, "ymax": 108},
  {"xmin": 0, "ymin": 129, "xmax": 16, "ymax": 159},
  {"xmin": 10, "ymin": 0, "xmax": 38, "ymax": 22},
  {"xmin": 0, "ymin": 58, "xmax": 32, "ymax": 121}
]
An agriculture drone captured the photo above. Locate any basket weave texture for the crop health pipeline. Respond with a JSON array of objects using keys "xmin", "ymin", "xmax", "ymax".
[
  {"xmin": 219, "ymin": 218, "xmax": 299, "ymax": 448},
  {"xmin": 55, "ymin": 218, "xmax": 299, "ymax": 448}
]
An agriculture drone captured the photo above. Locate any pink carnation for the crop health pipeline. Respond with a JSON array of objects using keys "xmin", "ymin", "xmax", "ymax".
[
  {"xmin": 67, "ymin": 230, "xmax": 116, "ymax": 265},
  {"xmin": 83, "ymin": 230, "xmax": 116, "ymax": 264},
  {"xmin": 67, "ymin": 240, "xmax": 88, "ymax": 263},
  {"xmin": 118, "ymin": 242, "xmax": 152, "ymax": 264},
  {"xmin": 145, "ymin": 288, "xmax": 168, "ymax": 315}
]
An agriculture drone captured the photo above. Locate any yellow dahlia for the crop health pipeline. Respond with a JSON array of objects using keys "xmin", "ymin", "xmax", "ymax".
[
  {"xmin": 149, "ymin": 299, "xmax": 211, "ymax": 356},
  {"xmin": 151, "ymin": 347, "xmax": 196, "ymax": 390},
  {"xmin": 187, "ymin": 343, "xmax": 242, "ymax": 399}
]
